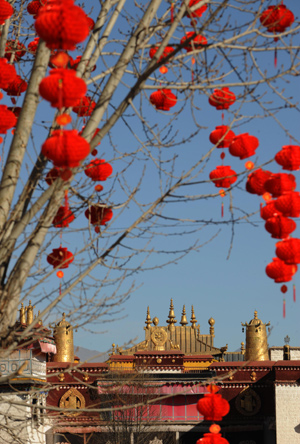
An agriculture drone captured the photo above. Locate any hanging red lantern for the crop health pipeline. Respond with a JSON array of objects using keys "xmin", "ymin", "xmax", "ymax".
[
  {"xmin": 275, "ymin": 145, "xmax": 300, "ymax": 171},
  {"xmin": 85, "ymin": 15, "xmax": 95, "ymax": 31},
  {"xmin": 276, "ymin": 238, "xmax": 300, "ymax": 265},
  {"xmin": 85, "ymin": 205, "xmax": 113, "ymax": 232},
  {"xmin": 209, "ymin": 125, "xmax": 235, "ymax": 148},
  {"xmin": 28, "ymin": 37, "xmax": 40, "ymax": 55},
  {"xmin": 229, "ymin": 133, "xmax": 259, "ymax": 160},
  {"xmin": 196, "ymin": 433, "xmax": 229, "ymax": 444},
  {"xmin": 0, "ymin": 58, "xmax": 17, "ymax": 89},
  {"xmin": 35, "ymin": 0, "xmax": 90, "ymax": 50},
  {"xmin": 52, "ymin": 206, "xmax": 75, "ymax": 227},
  {"xmin": 260, "ymin": 199, "xmax": 282, "ymax": 221},
  {"xmin": 72, "ymin": 96, "xmax": 96, "ymax": 116},
  {"xmin": 4, "ymin": 40, "xmax": 26, "ymax": 62},
  {"xmin": 264, "ymin": 173, "xmax": 296, "ymax": 197},
  {"xmin": 0, "ymin": 0, "xmax": 14, "ymax": 25},
  {"xmin": 45, "ymin": 167, "xmax": 61, "ymax": 185},
  {"xmin": 0, "ymin": 105, "xmax": 17, "ymax": 134},
  {"xmin": 180, "ymin": 32, "xmax": 207, "ymax": 52},
  {"xmin": 39, "ymin": 68, "xmax": 87, "ymax": 108},
  {"xmin": 27, "ymin": 0, "xmax": 46, "ymax": 17},
  {"xmin": 47, "ymin": 246, "xmax": 74, "ymax": 269},
  {"xmin": 69, "ymin": 55, "xmax": 96, "ymax": 72},
  {"xmin": 275, "ymin": 191, "xmax": 300, "ymax": 218},
  {"xmin": 266, "ymin": 257, "xmax": 297, "ymax": 283},
  {"xmin": 84, "ymin": 159, "xmax": 113, "ymax": 182},
  {"xmin": 245, "ymin": 169, "xmax": 272, "ymax": 196},
  {"xmin": 3, "ymin": 75, "xmax": 27, "ymax": 96},
  {"xmin": 149, "ymin": 45, "xmax": 174, "ymax": 73},
  {"xmin": 186, "ymin": 0, "xmax": 207, "ymax": 19},
  {"xmin": 209, "ymin": 165, "xmax": 237, "ymax": 188},
  {"xmin": 150, "ymin": 89, "xmax": 177, "ymax": 111},
  {"xmin": 260, "ymin": 5, "xmax": 294, "ymax": 41},
  {"xmin": 41, "ymin": 130, "xmax": 90, "ymax": 168},
  {"xmin": 209, "ymin": 88, "xmax": 236, "ymax": 110},
  {"xmin": 265, "ymin": 215, "xmax": 296, "ymax": 239},
  {"xmin": 197, "ymin": 392, "xmax": 230, "ymax": 421}
]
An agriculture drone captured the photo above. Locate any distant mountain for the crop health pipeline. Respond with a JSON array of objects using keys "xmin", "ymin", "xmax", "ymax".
[{"xmin": 74, "ymin": 345, "xmax": 109, "ymax": 363}]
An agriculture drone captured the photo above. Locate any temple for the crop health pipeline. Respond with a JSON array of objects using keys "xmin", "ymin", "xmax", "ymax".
[{"xmin": 1, "ymin": 300, "xmax": 300, "ymax": 444}]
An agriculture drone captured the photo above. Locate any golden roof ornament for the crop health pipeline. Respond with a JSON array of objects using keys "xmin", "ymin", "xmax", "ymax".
[
  {"xmin": 19, "ymin": 303, "xmax": 26, "ymax": 324},
  {"xmin": 241, "ymin": 310, "xmax": 270, "ymax": 361},
  {"xmin": 38, "ymin": 310, "xmax": 43, "ymax": 326},
  {"xmin": 153, "ymin": 317, "xmax": 159, "ymax": 326},
  {"xmin": 208, "ymin": 317, "xmax": 215, "ymax": 336},
  {"xmin": 145, "ymin": 306, "xmax": 151, "ymax": 329},
  {"xmin": 166, "ymin": 299, "xmax": 177, "ymax": 330},
  {"xmin": 53, "ymin": 313, "xmax": 74, "ymax": 362},
  {"xmin": 180, "ymin": 305, "xmax": 188, "ymax": 326},
  {"xmin": 26, "ymin": 300, "xmax": 34, "ymax": 325},
  {"xmin": 190, "ymin": 305, "xmax": 197, "ymax": 329}
]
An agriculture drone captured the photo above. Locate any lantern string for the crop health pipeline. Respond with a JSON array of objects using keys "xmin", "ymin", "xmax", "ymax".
[
  {"xmin": 274, "ymin": 46, "xmax": 277, "ymax": 68},
  {"xmin": 171, "ymin": 0, "xmax": 174, "ymax": 22},
  {"xmin": 283, "ymin": 298, "xmax": 286, "ymax": 318},
  {"xmin": 293, "ymin": 284, "xmax": 296, "ymax": 303},
  {"xmin": 221, "ymin": 201, "xmax": 224, "ymax": 218}
]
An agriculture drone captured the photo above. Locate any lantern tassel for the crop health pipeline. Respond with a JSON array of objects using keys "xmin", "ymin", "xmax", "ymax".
[
  {"xmin": 274, "ymin": 47, "xmax": 277, "ymax": 68},
  {"xmin": 293, "ymin": 284, "xmax": 296, "ymax": 302},
  {"xmin": 171, "ymin": 1, "xmax": 174, "ymax": 22},
  {"xmin": 221, "ymin": 201, "xmax": 224, "ymax": 218},
  {"xmin": 64, "ymin": 189, "xmax": 69, "ymax": 210},
  {"xmin": 191, "ymin": 57, "xmax": 195, "ymax": 83},
  {"xmin": 221, "ymin": 112, "xmax": 224, "ymax": 123},
  {"xmin": 283, "ymin": 298, "xmax": 286, "ymax": 318}
]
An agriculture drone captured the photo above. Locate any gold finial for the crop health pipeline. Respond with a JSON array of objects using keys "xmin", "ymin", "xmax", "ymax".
[
  {"xmin": 208, "ymin": 317, "xmax": 215, "ymax": 336},
  {"xmin": 241, "ymin": 342, "xmax": 245, "ymax": 354},
  {"xmin": 254, "ymin": 310, "xmax": 258, "ymax": 320},
  {"xmin": 53, "ymin": 313, "xmax": 74, "ymax": 363},
  {"xmin": 38, "ymin": 310, "xmax": 43, "ymax": 326},
  {"xmin": 19, "ymin": 303, "xmax": 26, "ymax": 324},
  {"xmin": 190, "ymin": 305, "xmax": 197, "ymax": 329},
  {"xmin": 180, "ymin": 305, "xmax": 188, "ymax": 326},
  {"xmin": 153, "ymin": 317, "xmax": 159, "ymax": 326},
  {"xmin": 166, "ymin": 299, "xmax": 177, "ymax": 330},
  {"xmin": 145, "ymin": 306, "xmax": 151, "ymax": 329},
  {"xmin": 241, "ymin": 310, "xmax": 270, "ymax": 361},
  {"xmin": 26, "ymin": 300, "xmax": 35, "ymax": 325}
]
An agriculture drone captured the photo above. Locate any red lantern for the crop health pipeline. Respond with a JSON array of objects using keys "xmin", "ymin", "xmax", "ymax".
[
  {"xmin": 266, "ymin": 257, "xmax": 297, "ymax": 283},
  {"xmin": 52, "ymin": 206, "xmax": 75, "ymax": 227},
  {"xmin": 0, "ymin": 0, "xmax": 14, "ymax": 25},
  {"xmin": 209, "ymin": 125, "xmax": 235, "ymax": 148},
  {"xmin": 260, "ymin": 5, "xmax": 294, "ymax": 41},
  {"xmin": 180, "ymin": 32, "xmax": 207, "ymax": 52},
  {"xmin": 27, "ymin": 0, "xmax": 46, "ymax": 17},
  {"xmin": 7, "ymin": 106, "xmax": 22, "ymax": 120},
  {"xmin": 265, "ymin": 215, "xmax": 296, "ymax": 239},
  {"xmin": 85, "ymin": 205, "xmax": 113, "ymax": 231},
  {"xmin": 197, "ymin": 393, "xmax": 230, "ymax": 421},
  {"xmin": 209, "ymin": 165, "xmax": 237, "ymax": 188},
  {"xmin": 4, "ymin": 40, "xmax": 26, "ymax": 62},
  {"xmin": 275, "ymin": 145, "xmax": 300, "ymax": 171},
  {"xmin": 39, "ymin": 68, "xmax": 87, "ymax": 108},
  {"xmin": 149, "ymin": 45, "xmax": 174, "ymax": 61},
  {"xmin": 72, "ymin": 96, "xmax": 96, "ymax": 116},
  {"xmin": 35, "ymin": 0, "xmax": 90, "ymax": 50},
  {"xmin": 84, "ymin": 159, "xmax": 113, "ymax": 182},
  {"xmin": 47, "ymin": 246, "xmax": 74, "ymax": 269},
  {"xmin": 85, "ymin": 15, "xmax": 95, "ymax": 31},
  {"xmin": 276, "ymin": 238, "xmax": 300, "ymax": 265},
  {"xmin": 150, "ymin": 89, "xmax": 177, "ymax": 111},
  {"xmin": 46, "ymin": 167, "xmax": 61, "ymax": 185},
  {"xmin": 260, "ymin": 200, "xmax": 282, "ymax": 221},
  {"xmin": 3, "ymin": 75, "xmax": 27, "ymax": 96},
  {"xmin": 246, "ymin": 168, "xmax": 272, "ymax": 196},
  {"xmin": 41, "ymin": 130, "xmax": 90, "ymax": 168},
  {"xmin": 209, "ymin": 88, "xmax": 235, "ymax": 110},
  {"xmin": 0, "ymin": 58, "xmax": 17, "ymax": 89},
  {"xmin": 0, "ymin": 105, "xmax": 17, "ymax": 134},
  {"xmin": 275, "ymin": 192, "xmax": 300, "ymax": 218},
  {"xmin": 229, "ymin": 133, "xmax": 259, "ymax": 160},
  {"xmin": 28, "ymin": 37, "xmax": 40, "ymax": 55},
  {"xmin": 69, "ymin": 55, "xmax": 96, "ymax": 72},
  {"xmin": 196, "ymin": 433, "xmax": 229, "ymax": 444},
  {"xmin": 186, "ymin": 0, "xmax": 207, "ymax": 19},
  {"xmin": 264, "ymin": 173, "xmax": 296, "ymax": 197}
]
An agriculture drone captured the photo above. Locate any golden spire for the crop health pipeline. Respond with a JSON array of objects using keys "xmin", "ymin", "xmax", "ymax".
[
  {"xmin": 180, "ymin": 305, "xmax": 188, "ymax": 326},
  {"xmin": 145, "ymin": 306, "xmax": 151, "ymax": 329},
  {"xmin": 190, "ymin": 305, "xmax": 197, "ymax": 329},
  {"xmin": 166, "ymin": 299, "xmax": 177, "ymax": 330},
  {"xmin": 38, "ymin": 310, "xmax": 43, "ymax": 326},
  {"xmin": 26, "ymin": 300, "xmax": 34, "ymax": 325},
  {"xmin": 208, "ymin": 317, "xmax": 215, "ymax": 336},
  {"xmin": 241, "ymin": 310, "xmax": 270, "ymax": 361},
  {"xmin": 19, "ymin": 303, "xmax": 26, "ymax": 324},
  {"xmin": 53, "ymin": 313, "xmax": 74, "ymax": 362}
]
